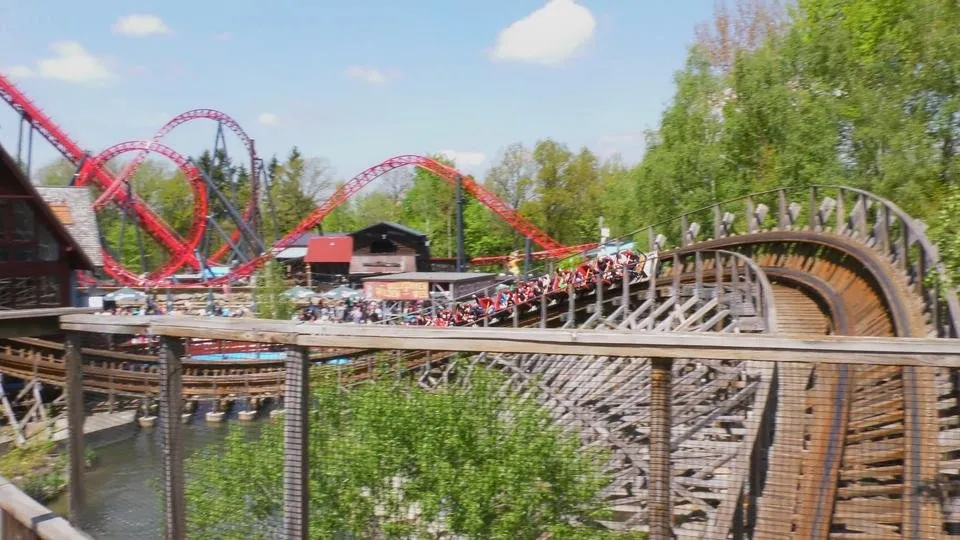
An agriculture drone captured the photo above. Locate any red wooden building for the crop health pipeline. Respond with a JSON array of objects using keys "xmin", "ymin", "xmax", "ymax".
[{"xmin": 304, "ymin": 235, "xmax": 353, "ymax": 285}]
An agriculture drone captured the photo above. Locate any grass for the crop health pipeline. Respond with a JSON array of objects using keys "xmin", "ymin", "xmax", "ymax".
[{"xmin": 0, "ymin": 438, "xmax": 66, "ymax": 502}]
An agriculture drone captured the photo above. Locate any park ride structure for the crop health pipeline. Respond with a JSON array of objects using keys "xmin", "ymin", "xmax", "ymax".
[
  {"xmin": 3, "ymin": 182, "xmax": 960, "ymax": 536},
  {"xmin": 0, "ymin": 73, "xmax": 592, "ymax": 288},
  {"xmin": 3, "ymin": 74, "xmax": 960, "ymax": 537}
]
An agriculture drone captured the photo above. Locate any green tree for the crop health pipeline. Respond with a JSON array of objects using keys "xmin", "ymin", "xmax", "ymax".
[
  {"xmin": 321, "ymin": 184, "xmax": 360, "ymax": 234},
  {"xmin": 400, "ymin": 154, "xmax": 456, "ymax": 256},
  {"xmin": 565, "ymin": 147, "xmax": 603, "ymax": 243},
  {"xmin": 479, "ymin": 143, "xmax": 539, "ymax": 252},
  {"xmin": 463, "ymin": 199, "xmax": 512, "ymax": 257},
  {"xmin": 252, "ymin": 260, "xmax": 293, "ymax": 320},
  {"xmin": 269, "ymin": 148, "xmax": 333, "ymax": 235},
  {"xmin": 34, "ymin": 157, "xmax": 76, "ymax": 186},
  {"xmin": 633, "ymin": 50, "xmax": 725, "ymax": 231},
  {"xmin": 185, "ymin": 370, "xmax": 631, "ymax": 539},
  {"xmin": 531, "ymin": 139, "xmax": 574, "ymax": 242},
  {"xmin": 596, "ymin": 155, "xmax": 637, "ymax": 237}
]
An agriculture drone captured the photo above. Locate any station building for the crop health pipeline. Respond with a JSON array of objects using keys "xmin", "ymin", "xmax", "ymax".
[{"xmin": 284, "ymin": 221, "xmax": 440, "ymax": 286}]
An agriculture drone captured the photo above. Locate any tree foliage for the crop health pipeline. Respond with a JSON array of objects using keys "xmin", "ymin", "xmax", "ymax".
[
  {"xmin": 635, "ymin": 0, "xmax": 960, "ymax": 277},
  {"xmin": 252, "ymin": 260, "xmax": 293, "ymax": 320},
  {"xmin": 34, "ymin": 157, "xmax": 76, "ymax": 186},
  {"xmin": 268, "ymin": 148, "xmax": 334, "ymax": 242},
  {"xmin": 184, "ymin": 370, "xmax": 636, "ymax": 539}
]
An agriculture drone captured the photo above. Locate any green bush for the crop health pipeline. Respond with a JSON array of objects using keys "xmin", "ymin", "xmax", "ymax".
[
  {"xmin": 185, "ymin": 369, "xmax": 634, "ymax": 539},
  {"xmin": 0, "ymin": 439, "xmax": 66, "ymax": 502}
]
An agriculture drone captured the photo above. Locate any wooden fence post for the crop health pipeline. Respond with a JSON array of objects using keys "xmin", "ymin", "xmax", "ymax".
[
  {"xmin": 540, "ymin": 291, "xmax": 548, "ymax": 329},
  {"xmin": 64, "ymin": 333, "xmax": 85, "ymax": 522},
  {"xmin": 621, "ymin": 261, "xmax": 630, "ymax": 323},
  {"xmin": 283, "ymin": 345, "xmax": 310, "ymax": 539},
  {"xmin": 158, "ymin": 336, "xmax": 185, "ymax": 540},
  {"xmin": 649, "ymin": 357, "xmax": 672, "ymax": 539}
]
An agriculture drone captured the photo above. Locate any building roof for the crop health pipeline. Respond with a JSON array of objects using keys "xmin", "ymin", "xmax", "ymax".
[
  {"xmin": 306, "ymin": 236, "xmax": 353, "ymax": 263},
  {"xmin": 274, "ymin": 247, "xmax": 307, "ymax": 260},
  {"xmin": 287, "ymin": 231, "xmax": 347, "ymax": 248},
  {"xmin": 35, "ymin": 186, "xmax": 104, "ymax": 267},
  {"xmin": 362, "ymin": 272, "xmax": 497, "ymax": 283},
  {"xmin": 0, "ymin": 145, "xmax": 94, "ymax": 271},
  {"xmin": 350, "ymin": 221, "xmax": 427, "ymax": 239}
]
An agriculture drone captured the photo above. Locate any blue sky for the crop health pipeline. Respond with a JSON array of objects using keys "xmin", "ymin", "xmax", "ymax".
[{"xmin": 0, "ymin": 0, "xmax": 715, "ymax": 181}]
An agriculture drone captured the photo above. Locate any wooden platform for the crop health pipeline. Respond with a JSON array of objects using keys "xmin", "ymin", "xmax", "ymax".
[
  {"xmin": 51, "ymin": 410, "xmax": 136, "ymax": 445},
  {"xmin": 0, "ymin": 307, "xmax": 97, "ymax": 339},
  {"xmin": 0, "ymin": 411, "xmax": 136, "ymax": 449},
  {"xmin": 57, "ymin": 314, "xmax": 960, "ymax": 367}
]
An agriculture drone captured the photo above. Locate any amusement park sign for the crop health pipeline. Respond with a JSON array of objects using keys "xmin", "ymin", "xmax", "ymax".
[{"xmin": 363, "ymin": 280, "xmax": 430, "ymax": 300}]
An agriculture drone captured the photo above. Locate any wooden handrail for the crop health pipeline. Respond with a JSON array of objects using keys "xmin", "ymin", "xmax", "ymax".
[
  {"xmin": 0, "ymin": 476, "xmax": 91, "ymax": 539},
  {"xmin": 59, "ymin": 314, "xmax": 960, "ymax": 367}
]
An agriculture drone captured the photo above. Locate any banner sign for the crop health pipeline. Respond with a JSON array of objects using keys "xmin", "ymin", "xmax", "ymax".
[
  {"xmin": 349, "ymin": 255, "xmax": 416, "ymax": 275},
  {"xmin": 364, "ymin": 280, "xmax": 430, "ymax": 300}
]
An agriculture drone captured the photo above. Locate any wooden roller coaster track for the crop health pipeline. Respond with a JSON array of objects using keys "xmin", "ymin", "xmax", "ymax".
[
  {"xmin": 2, "ymin": 184, "xmax": 958, "ymax": 538},
  {"xmin": 408, "ymin": 184, "xmax": 960, "ymax": 538}
]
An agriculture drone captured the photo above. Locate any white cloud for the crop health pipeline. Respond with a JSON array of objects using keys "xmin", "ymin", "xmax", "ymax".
[
  {"xmin": 490, "ymin": 0, "xmax": 596, "ymax": 65},
  {"xmin": 438, "ymin": 150, "xmax": 487, "ymax": 167},
  {"xmin": 5, "ymin": 65, "xmax": 34, "ymax": 78},
  {"xmin": 258, "ymin": 113, "xmax": 279, "ymax": 126},
  {"xmin": 112, "ymin": 14, "xmax": 170, "ymax": 37},
  {"xmin": 6, "ymin": 42, "xmax": 115, "ymax": 84},
  {"xmin": 345, "ymin": 66, "xmax": 397, "ymax": 85}
]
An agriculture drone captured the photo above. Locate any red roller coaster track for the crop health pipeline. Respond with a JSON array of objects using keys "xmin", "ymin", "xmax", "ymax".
[
  {"xmin": 76, "ymin": 140, "xmax": 210, "ymax": 284},
  {"xmin": 95, "ymin": 108, "xmax": 261, "ymax": 267},
  {"xmin": 0, "ymin": 73, "xmax": 591, "ymax": 286}
]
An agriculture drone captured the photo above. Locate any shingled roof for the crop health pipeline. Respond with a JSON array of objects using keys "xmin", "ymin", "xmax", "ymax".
[{"xmin": 35, "ymin": 186, "xmax": 104, "ymax": 268}]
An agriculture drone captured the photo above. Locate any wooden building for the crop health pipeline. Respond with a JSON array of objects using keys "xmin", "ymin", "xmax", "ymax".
[
  {"xmin": 304, "ymin": 235, "xmax": 353, "ymax": 285},
  {"xmin": 274, "ymin": 222, "xmax": 434, "ymax": 285},
  {"xmin": 273, "ymin": 231, "xmax": 315, "ymax": 274},
  {"xmin": 348, "ymin": 222, "xmax": 431, "ymax": 276},
  {"xmin": 36, "ymin": 186, "xmax": 104, "ymax": 306},
  {"xmin": 428, "ymin": 257, "xmax": 458, "ymax": 272},
  {"xmin": 35, "ymin": 186, "xmax": 103, "ymax": 271},
  {"xmin": 0, "ymin": 145, "xmax": 95, "ymax": 308}
]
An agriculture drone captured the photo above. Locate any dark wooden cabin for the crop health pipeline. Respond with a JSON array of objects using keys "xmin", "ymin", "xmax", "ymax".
[
  {"xmin": 348, "ymin": 222, "xmax": 431, "ymax": 275},
  {"xmin": 0, "ymin": 145, "xmax": 95, "ymax": 308}
]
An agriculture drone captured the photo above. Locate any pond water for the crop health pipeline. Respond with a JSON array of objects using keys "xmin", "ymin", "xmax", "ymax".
[{"xmin": 48, "ymin": 405, "xmax": 270, "ymax": 539}]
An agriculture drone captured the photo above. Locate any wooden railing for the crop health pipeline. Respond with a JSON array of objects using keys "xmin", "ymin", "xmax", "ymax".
[
  {"xmin": 0, "ymin": 475, "xmax": 90, "ymax": 539},
  {"xmin": 54, "ymin": 315, "xmax": 960, "ymax": 538}
]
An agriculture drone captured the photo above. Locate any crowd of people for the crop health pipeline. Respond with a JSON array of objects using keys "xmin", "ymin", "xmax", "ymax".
[
  {"xmin": 292, "ymin": 249, "xmax": 646, "ymax": 327},
  {"xmin": 100, "ymin": 250, "xmax": 647, "ymax": 329},
  {"xmin": 296, "ymin": 299, "xmax": 396, "ymax": 324},
  {"xmin": 98, "ymin": 295, "xmax": 252, "ymax": 318},
  {"xmin": 421, "ymin": 249, "xmax": 646, "ymax": 327}
]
